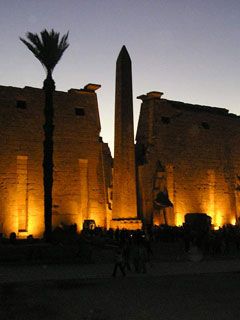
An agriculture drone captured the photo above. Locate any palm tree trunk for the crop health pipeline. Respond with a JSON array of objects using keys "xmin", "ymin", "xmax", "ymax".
[{"xmin": 43, "ymin": 72, "xmax": 55, "ymax": 242}]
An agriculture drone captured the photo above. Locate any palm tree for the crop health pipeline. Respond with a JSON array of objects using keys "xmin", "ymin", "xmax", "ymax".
[{"xmin": 20, "ymin": 29, "xmax": 69, "ymax": 241}]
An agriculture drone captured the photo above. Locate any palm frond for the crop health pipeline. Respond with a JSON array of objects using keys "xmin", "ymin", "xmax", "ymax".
[{"xmin": 20, "ymin": 29, "xmax": 69, "ymax": 74}]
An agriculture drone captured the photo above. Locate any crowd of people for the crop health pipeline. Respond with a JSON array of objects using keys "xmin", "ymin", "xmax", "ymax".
[
  {"xmin": 111, "ymin": 231, "xmax": 153, "ymax": 277},
  {"xmin": 81, "ymin": 224, "xmax": 240, "ymax": 253},
  {"xmin": 79, "ymin": 223, "xmax": 240, "ymax": 276},
  {"xmin": 1, "ymin": 221, "xmax": 240, "ymax": 268}
]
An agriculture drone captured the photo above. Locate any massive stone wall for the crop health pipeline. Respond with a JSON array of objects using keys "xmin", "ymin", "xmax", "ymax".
[
  {"xmin": 0, "ymin": 85, "xmax": 112, "ymax": 237},
  {"xmin": 136, "ymin": 92, "xmax": 240, "ymax": 227},
  {"xmin": 2, "ymin": 82, "xmax": 239, "ymax": 234}
]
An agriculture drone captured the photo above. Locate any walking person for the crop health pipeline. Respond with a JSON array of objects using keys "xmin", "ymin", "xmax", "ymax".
[
  {"xmin": 138, "ymin": 240, "xmax": 148, "ymax": 273},
  {"xmin": 112, "ymin": 246, "xmax": 126, "ymax": 277},
  {"xmin": 122, "ymin": 240, "xmax": 132, "ymax": 271}
]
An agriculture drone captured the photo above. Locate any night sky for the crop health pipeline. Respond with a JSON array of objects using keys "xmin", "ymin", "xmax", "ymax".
[{"xmin": 0, "ymin": 0, "xmax": 240, "ymax": 152}]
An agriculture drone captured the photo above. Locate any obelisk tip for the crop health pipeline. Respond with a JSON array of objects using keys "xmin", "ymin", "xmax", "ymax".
[{"xmin": 117, "ymin": 45, "xmax": 131, "ymax": 62}]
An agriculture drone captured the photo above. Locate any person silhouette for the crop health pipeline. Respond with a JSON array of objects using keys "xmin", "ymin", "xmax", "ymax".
[{"xmin": 112, "ymin": 246, "xmax": 126, "ymax": 277}]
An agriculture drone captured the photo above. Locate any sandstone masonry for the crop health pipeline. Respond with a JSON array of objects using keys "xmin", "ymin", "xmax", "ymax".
[
  {"xmin": 0, "ymin": 84, "xmax": 112, "ymax": 237},
  {"xmin": 136, "ymin": 92, "xmax": 240, "ymax": 227},
  {"xmin": 1, "ymin": 83, "xmax": 240, "ymax": 237}
]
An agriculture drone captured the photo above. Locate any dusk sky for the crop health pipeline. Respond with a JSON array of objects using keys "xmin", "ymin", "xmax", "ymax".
[{"xmin": 0, "ymin": 0, "xmax": 240, "ymax": 152}]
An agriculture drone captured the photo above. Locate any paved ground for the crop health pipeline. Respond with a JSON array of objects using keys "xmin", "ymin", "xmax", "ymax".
[
  {"xmin": 0, "ymin": 258, "xmax": 240, "ymax": 284},
  {"xmin": 1, "ymin": 241, "xmax": 240, "ymax": 319},
  {"xmin": 1, "ymin": 263, "xmax": 240, "ymax": 320},
  {"xmin": 0, "ymin": 258, "xmax": 240, "ymax": 320}
]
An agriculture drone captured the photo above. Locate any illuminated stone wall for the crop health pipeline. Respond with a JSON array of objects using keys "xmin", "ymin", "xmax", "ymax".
[
  {"xmin": 136, "ymin": 92, "xmax": 240, "ymax": 228},
  {"xmin": 2, "ymin": 83, "xmax": 239, "ymax": 234},
  {"xmin": 0, "ymin": 85, "xmax": 112, "ymax": 237}
]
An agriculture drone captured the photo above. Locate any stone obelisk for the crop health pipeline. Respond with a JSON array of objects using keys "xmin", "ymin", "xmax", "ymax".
[{"xmin": 112, "ymin": 46, "xmax": 138, "ymax": 222}]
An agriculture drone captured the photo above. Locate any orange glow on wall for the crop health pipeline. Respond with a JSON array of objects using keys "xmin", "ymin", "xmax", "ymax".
[
  {"xmin": 212, "ymin": 210, "xmax": 223, "ymax": 228},
  {"xmin": 88, "ymin": 210, "xmax": 102, "ymax": 227},
  {"xmin": 110, "ymin": 219, "xmax": 142, "ymax": 230},
  {"xmin": 27, "ymin": 197, "xmax": 44, "ymax": 237},
  {"xmin": 175, "ymin": 213, "xmax": 184, "ymax": 226}
]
